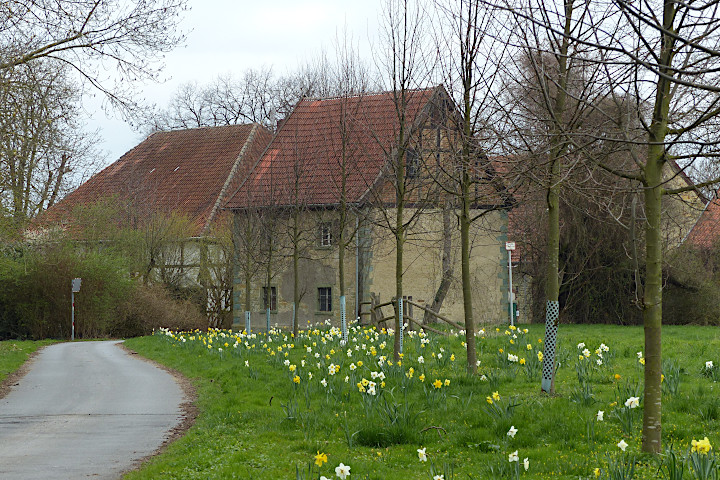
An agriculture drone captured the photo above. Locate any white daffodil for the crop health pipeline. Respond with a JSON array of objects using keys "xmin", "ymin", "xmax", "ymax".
[
  {"xmin": 335, "ymin": 462, "xmax": 351, "ymax": 479},
  {"xmin": 417, "ymin": 447, "xmax": 427, "ymax": 462},
  {"xmin": 507, "ymin": 425, "xmax": 518, "ymax": 438}
]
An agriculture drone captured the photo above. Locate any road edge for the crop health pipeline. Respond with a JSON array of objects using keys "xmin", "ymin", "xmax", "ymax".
[
  {"xmin": 0, "ymin": 344, "xmax": 49, "ymax": 401},
  {"xmin": 116, "ymin": 341, "xmax": 199, "ymax": 477}
]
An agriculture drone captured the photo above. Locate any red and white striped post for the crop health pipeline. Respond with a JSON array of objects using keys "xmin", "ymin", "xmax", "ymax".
[{"xmin": 71, "ymin": 278, "xmax": 82, "ymax": 340}]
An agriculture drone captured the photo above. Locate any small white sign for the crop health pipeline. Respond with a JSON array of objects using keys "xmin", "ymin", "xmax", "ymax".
[
  {"xmin": 505, "ymin": 241, "xmax": 516, "ymax": 251},
  {"xmin": 72, "ymin": 278, "xmax": 82, "ymax": 293}
]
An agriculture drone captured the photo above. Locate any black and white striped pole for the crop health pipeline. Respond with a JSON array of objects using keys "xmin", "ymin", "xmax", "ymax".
[{"xmin": 71, "ymin": 278, "xmax": 81, "ymax": 341}]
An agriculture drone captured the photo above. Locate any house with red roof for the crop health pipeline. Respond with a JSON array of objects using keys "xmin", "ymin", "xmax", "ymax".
[
  {"xmin": 39, "ymin": 123, "xmax": 273, "ymax": 325},
  {"xmin": 224, "ymin": 86, "xmax": 514, "ymax": 329}
]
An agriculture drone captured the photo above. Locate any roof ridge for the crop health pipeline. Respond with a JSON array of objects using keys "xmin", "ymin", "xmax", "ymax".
[
  {"xmin": 202, "ymin": 123, "xmax": 261, "ymax": 234},
  {"xmin": 152, "ymin": 123, "xmax": 257, "ymax": 135},
  {"xmin": 302, "ymin": 86, "xmax": 438, "ymax": 103}
]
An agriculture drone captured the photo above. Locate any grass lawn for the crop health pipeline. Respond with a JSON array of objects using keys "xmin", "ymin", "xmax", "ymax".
[
  {"xmin": 123, "ymin": 323, "xmax": 720, "ymax": 480},
  {"xmin": 0, "ymin": 339, "xmax": 57, "ymax": 385}
]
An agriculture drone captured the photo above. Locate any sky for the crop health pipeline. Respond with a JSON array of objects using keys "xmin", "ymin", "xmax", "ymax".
[{"xmin": 87, "ymin": 0, "xmax": 383, "ymax": 169}]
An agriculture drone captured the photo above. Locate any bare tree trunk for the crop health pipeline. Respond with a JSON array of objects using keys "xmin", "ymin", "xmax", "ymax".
[
  {"xmin": 424, "ymin": 200, "xmax": 453, "ymax": 324},
  {"xmin": 460, "ymin": 170, "xmax": 477, "ymax": 374},
  {"xmin": 540, "ymin": 0, "xmax": 573, "ymax": 395}
]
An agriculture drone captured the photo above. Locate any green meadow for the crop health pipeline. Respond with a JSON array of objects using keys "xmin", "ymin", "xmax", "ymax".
[{"xmin": 119, "ymin": 323, "xmax": 720, "ymax": 480}]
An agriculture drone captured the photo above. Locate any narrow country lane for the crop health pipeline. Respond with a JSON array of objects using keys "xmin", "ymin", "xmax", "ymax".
[{"xmin": 0, "ymin": 341, "xmax": 185, "ymax": 480}]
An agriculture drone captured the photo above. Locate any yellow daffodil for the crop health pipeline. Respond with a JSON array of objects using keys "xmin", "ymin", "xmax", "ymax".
[
  {"xmin": 444, "ymin": 379, "xmax": 450, "ymax": 386},
  {"xmin": 691, "ymin": 437, "xmax": 712, "ymax": 455},
  {"xmin": 492, "ymin": 391, "xmax": 501, "ymax": 401},
  {"xmin": 433, "ymin": 379, "xmax": 442, "ymax": 389},
  {"xmin": 486, "ymin": 396, "xmax": 493, "ymax": 404},
  {"xmin": 293, "ymin": 375, "xmax": 300, "ymax": 384},
  {"xmin": 419, "ymin": 374, "xmax": 426, "ymax": 382}
]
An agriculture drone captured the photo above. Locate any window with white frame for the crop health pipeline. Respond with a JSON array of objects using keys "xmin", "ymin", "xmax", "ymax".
[{"xmin": 318, "ymin": 222, "xmax": 333, "ymax": 247}]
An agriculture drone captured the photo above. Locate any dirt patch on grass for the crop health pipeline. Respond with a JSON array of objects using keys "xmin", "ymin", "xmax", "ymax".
[{"xmin": 117, "ymin": 342, "xmax": 199, "ymax": 475}]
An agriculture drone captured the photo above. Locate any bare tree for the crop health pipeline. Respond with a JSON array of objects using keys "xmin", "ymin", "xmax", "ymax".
[
  {"xmin": 374, "ymin": 0, "xmax": 436, "ymax": 361},
  {"xmin": 496, "ymin": 0, "xmax": 720, "ymax": 453},
  {"xmin": 431, "ymin": 0, "xmax": 515, "ymax": 374},
  {"xmin": 0, "ymin": 0, "xmax": 188, "ymax": 112},
  {"xmin": 0, "ymin": 60, "xmax": 100, "ymax": 228}
]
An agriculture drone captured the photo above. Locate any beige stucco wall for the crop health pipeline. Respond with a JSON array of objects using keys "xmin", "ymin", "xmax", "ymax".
[
  {"xmin": 364, "ymin": 208, "xmax": 507, "ymax": 326},
  {"xmin": 232, "ymin": 207, "xmax": 509, "ymax": 330}
]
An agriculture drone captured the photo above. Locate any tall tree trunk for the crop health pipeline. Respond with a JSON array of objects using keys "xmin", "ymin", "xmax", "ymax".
[
  {"xmin": 640, "ymin": 0, "xmax": 674, "ymax": 453},
  {"xmin": 642, "ymin": 153, "xmax": 663, "ymax": 453},
  {"xmin": 460, "ymin": 170, "xmax": 477, "ymax": 374},
  {"xmin": 424, "ymin": 199, "xmax": 453, "ymax": 324},
  {"xmin": 293, "ymin": 211, "xmax": 300, "ymax": 337},
  {"xmin": 540, "ymin": 0, "xmax": 573, "ymax": 395},
  {"xmin": 245, "ymin": 233, "xmax": 252, "ymax": 333}
]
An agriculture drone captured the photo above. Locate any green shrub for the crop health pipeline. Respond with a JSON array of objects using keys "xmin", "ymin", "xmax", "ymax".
[{"xmin": 113, "ymin": 283, "xmax": 206, "ymax": 337}]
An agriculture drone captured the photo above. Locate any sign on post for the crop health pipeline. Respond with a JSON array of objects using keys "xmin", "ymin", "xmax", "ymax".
[{"xmin": 71, "ymin": 278, "xmax": 81, "ymax": 340}]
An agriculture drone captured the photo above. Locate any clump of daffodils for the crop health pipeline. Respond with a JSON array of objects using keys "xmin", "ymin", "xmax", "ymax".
[{"xmin": 691, "ymin": 437, "xmax": 713, "ymax": 455}]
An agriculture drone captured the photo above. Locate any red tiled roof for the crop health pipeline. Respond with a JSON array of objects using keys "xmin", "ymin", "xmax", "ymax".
[
  {"xmin": 224, "ymin": 87, "xmax": 443, "ymax": 209},
  {"xmin": 686, "ymin": 192, "xmax": 720, "ymax": 249},
  {"xmin": 40, "ymin": 124, "xmax": 272, "ymax": 235}
]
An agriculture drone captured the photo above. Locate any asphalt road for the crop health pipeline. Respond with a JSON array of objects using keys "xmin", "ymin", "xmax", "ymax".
[{"xmin": 0, "ymin": 340, "xmax": 185, "ymax": 480}]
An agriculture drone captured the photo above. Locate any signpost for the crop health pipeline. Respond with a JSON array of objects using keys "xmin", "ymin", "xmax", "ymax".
[
  {"xmin": 505, "ymin": 242, "xmax": 515, "ymax": 327},
  {"xmin": 71, "ymin": 278, "xmax": 81, "ymax": 340}
]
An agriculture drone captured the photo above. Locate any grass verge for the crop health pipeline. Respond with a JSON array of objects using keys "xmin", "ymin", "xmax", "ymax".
[{"xmin": 123, "ymin": 323, "xmax": 720, "ymax": 480}]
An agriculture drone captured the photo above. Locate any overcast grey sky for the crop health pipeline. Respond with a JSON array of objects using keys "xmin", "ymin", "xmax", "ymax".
[{"xmin": 89, "ymin": 0, "xmax": 382, "ymax": 167}]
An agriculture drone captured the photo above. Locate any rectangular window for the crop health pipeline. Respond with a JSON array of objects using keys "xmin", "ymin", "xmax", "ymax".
[
  {"xmin": 318, "ymin": 222, "xmax": 333, "ymax": 247},
  {"xmin": 406, "ymin": 148, "xmax": 419, "ymax": 178},
  {"xmin": 318, "ymin": 287, "xmax": 332, "ymax": 312},
  {"xmin": 263, "ymin": 286, "xmax": 277, "ymax": 311}
]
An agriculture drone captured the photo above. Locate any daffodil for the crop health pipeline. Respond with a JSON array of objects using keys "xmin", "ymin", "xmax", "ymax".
[
  {"xmin": 417, "ymin": 447, "xmax": 427, "ymax": 462},
  {"xmin": 314, "ymin": 451, "xmax": 328, "ymax": 467},
  {"xmin": 617, "ymin": 439, "xmax": 628, "ymax": 451},
  {"xmin": 492, "ymin": 391, "xmax": 501, "ymax": 401},
  {"xmin": 335, "ymin": 462, "xmax": 351, "ymax": 479},
  {"xmin": 691, "ymin": 437, "xmax": 712, "ymax": 454},
  {"xmin": 508, "ymin": 450, "xmax": 519, "ymax": 462},
  {"xmin": 596, "ymin": 410, "xmax": 604, "ymax": 422},
  {"xmin": 507, "ymin": 425, "xmax": 518, "ymax": 438},
  {"xmin": 433, "ymin": 379, "xmax": 442, "ymax": 389},
  {"xmin": 523, "ymin": 457, "xmax": 529, "ymax": 471}
]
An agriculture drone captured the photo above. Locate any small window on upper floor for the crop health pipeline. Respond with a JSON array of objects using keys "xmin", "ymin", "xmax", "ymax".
[
  {"xmin": 406, "ymin": 148, "xmax": 420, "ymax": 178},
  {"xmin": 318, "ymin": 222, "xmax": 333, "ymax": 247}
]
